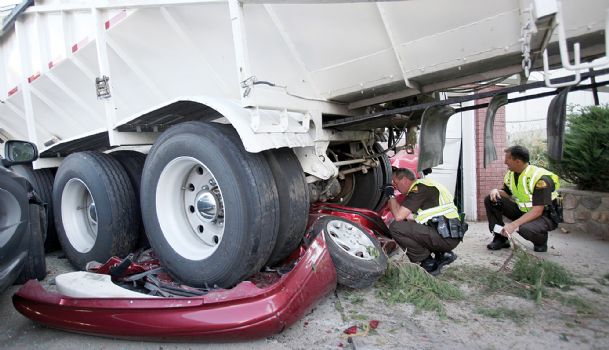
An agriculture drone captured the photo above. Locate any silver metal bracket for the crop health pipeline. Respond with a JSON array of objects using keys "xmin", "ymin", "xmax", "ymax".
[{"xmin": 95, "ymin": 75, "xmax": 111, "ymax": 99}]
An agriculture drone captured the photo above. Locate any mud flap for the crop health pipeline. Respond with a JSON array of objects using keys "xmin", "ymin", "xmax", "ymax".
[
  {"xmin": 483, "ymin": 93, "xmax": 508, "ymax": 168},
  {"xmin": 417, "ymin": 106, "xmax": 455, "ymax": 171},
  {"xmin": 547, "ymin": 87, "xmax": 571, "ymax": 161}
]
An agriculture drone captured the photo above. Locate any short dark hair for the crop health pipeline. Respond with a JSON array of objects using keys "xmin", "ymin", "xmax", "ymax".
[
  {"xmin": 504, "ymin": 145, "xmax": 530, "ymax": 163},
  {"xmin": 393, "ymin": 167, "xmax": 416, "ymax": 181}
]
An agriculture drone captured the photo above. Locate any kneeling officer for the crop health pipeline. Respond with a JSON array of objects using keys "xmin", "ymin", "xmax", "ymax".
[{"xmin": 386, "ymin": 168, "xmax": 467, "ymax": 275}]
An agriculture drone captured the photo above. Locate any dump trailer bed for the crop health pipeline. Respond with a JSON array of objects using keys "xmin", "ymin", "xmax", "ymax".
[
  {"xmin": 1, "ymin": 0, "xmax": 608, "ymax": 291},
  {"xmin": 0, "ymin": 0, "xmax": 607, "ymax": 157}
]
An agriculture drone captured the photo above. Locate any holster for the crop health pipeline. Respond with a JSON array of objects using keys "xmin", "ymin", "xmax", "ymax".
[
  {"xmin": 430, "ymin": 215, "xmax": 468, "ymax": 239},
  {"xmin": 544, "ymin": 197, "xmax": 564, "ymax": 225}
]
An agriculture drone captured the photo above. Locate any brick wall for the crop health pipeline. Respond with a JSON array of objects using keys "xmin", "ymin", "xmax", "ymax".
[{"xmin": 475, "ymin": 89, "xmax": 507, "ymax": 220}]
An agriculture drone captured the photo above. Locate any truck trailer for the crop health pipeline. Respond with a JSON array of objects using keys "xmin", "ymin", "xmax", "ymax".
[{"xmin": 1, "ymin": 0, "xmax": 607, "ymax": 287}]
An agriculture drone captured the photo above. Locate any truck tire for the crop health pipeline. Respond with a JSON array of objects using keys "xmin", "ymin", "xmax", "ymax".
[
  {"xmin": 342, "ymin": 143, "xmax": 387, "ymax": 211},
  {"xmin": 53, "ymin": 152, "xmax": 139, "ymax": 270},
  {"xmin": 263, "ymin": 148, "xmax": 309, "ymax": 266},
  {"xmin": 140, "ymin": 121, "xmax": 280, "ymax": 288},
  {"xmin": 110, "ymin": 150, "xmax": 147, "ymax": 248},
  {"xmin": 371, "ymin": 143, "xmax": 392, "ymax": 211},
  {"xmin": 16, "ymin": 203, "xmax": 47, "ymax": 283},
  {"xmin": 315, "ymin": 216, "xmax": 387, "ymax": 289},
  {"xmin": 11, "ymin": 164, "xmax": 59, "ymax": 251}
]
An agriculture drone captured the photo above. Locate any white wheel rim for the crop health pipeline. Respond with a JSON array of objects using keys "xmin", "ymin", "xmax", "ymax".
[
  {"xmin": 326, "ymin": 219, "xmax": 376, "ymax": 260},
  {"xmin": 61, "ymin": 178, "xmax": 97, "ymax": 253},
  {"xmin": 156, "ymin": 156, "xmax": 225, "ymax": 260}
]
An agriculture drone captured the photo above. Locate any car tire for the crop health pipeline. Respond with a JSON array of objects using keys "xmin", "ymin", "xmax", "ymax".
[
  {"xmin": 140, "ymin": 121, "xmax": 280, "ymax": 288},
  {"xmin": 16, "ymin": 203, "xmax": 47, "ymax": 283},
  {"xmin": 315, "ymin": 216, "xmax": 388, "ymax": 289},
  {"xmin": 53, "ymin": 152, "xmax": 139, "ymax": 270},
  {"xmin": 110, "ymin": 150, "xmax": 147, "ymax": 248},
  {"xmin": 10, "ymin": 164, "xmax": 59, "ymax": 251},
  {"xmin": 263, "ymin": 148, "xmax": 309, "ymax": 266}
]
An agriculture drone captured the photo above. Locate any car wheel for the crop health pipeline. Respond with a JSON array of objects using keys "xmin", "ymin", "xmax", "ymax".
[
  {"xmin": 110, "ymin": 150, "xmax": 147, "ymax": 248},
  {"xmin": 16, "ymin": 203, "xmax": 47, "ymax": 283},
  {"xmin": 263, "ymin": 148, "xmax": 309, "ymax": 266},
  {"xmin": 11, "ymin": 164, "xmax": 58, "ymax": 251},
  {"xmin": 53, "ymin": 152, "xmax": 139, "ymax": 269},
  {"xmin": 140, "ymin": 121, "xmax": 280, "ymax": 288},
  {"xmin": 316, "ymin": 216, "xmax": 388, "ymax": 289}
]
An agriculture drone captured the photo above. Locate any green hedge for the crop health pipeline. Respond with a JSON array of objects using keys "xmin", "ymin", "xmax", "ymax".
[{"xmin": 549, "ymin": 105, "xmax": 609, "ymax": 191}]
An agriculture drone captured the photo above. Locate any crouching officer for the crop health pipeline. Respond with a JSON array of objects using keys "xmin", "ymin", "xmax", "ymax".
[
  {"xmin": 485, "ymin": 145, "xmax": 562, "ymax": 252},
  {"xmin": 386, "ymin": 168, "xmax": 467, "ymax": 275}
]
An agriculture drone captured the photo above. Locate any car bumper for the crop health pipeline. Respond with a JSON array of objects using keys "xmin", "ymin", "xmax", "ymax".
[{"xmin": 12, "ymin": 233, "xmax": 336, "ymax": 341}]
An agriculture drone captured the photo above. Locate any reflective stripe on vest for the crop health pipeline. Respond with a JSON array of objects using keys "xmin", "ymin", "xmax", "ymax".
[
  {"xmin": 504, "ymin": 164, "xmax": 560, "ymax": 213},
  {"xmin": 409, "ymin": 178, "xmax": 460, "ymax": 224}
]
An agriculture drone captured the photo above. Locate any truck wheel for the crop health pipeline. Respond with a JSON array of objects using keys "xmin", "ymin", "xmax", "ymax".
[
  {"xmin": 11, "ymin": 164, "xmax": 59, "ymax": 251},
  {"xmin": 341, "ymin": 143, "xmax": 386, "ymax": 211},
  {"xmin": 371, "ymin": 143, "xmax": 392, "ymax": 211},
  {"xmin": 316, "ymin": 216, "xmax": 388, "ymax": 289},
  {"xmin": 16, "ymin": 203, "xmax": 47, "ymax": 283},
  {"xmin": 140, "ymin": 121, "xmax": 280, "ymax": 288},
  {"xmin": 110, "ymin": 150, "xmax": 147, "ymax": 248},
  {"xmin": 264, "ymin": 148, "xmax": 309, "ymax": 266},
  {"xmin": 53, "ymin": 152, "xmax": 138, "ymax": 270}
]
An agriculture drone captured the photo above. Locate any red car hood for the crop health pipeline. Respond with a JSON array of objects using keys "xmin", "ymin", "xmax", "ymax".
[{"xmin": 12, "ymin": 233, "xmax": 336, "ymax": 340}]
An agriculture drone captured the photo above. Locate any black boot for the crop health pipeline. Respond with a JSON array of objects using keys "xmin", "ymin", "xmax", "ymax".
[
  {"xmin": 420, "ymin": 256, "xmax": 440, "ymax": 276},
  {"xmin": 435, "ymin": 251, "xmax": 458, "ymax": 268},
  {"xmin": 487, "ymin": 234, "xmax": 510, "ymax": 250},
  {"xmin": 534, "ymin": 243, "xmax": 548, "ymax": 252}
]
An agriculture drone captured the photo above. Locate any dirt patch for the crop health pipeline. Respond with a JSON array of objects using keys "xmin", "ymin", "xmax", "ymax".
[
  {"xmin": 274, "ymin": 222, "xmax": 609, "ymax": 350},
  {"xmin": 1, "ymin": 222, "xmax": 609, "ymax": 349}
]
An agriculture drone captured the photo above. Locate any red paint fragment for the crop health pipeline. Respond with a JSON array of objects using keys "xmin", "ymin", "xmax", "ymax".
[
  {"xmin": 369, "ymin": 320, "xmax": 379, "ymax": 329},
  {"xmin": 343, "ymin": 326, "xmax": 358, "ymax": 335}
]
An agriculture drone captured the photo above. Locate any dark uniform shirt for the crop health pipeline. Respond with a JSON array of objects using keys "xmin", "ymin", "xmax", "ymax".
[
  {"xmin": 400, "ymin": 184, "xmax": 440, "ymax": 213},
  {"xmin": 503, "ymin": 174, "xmax": 555, "ymax": 206}
]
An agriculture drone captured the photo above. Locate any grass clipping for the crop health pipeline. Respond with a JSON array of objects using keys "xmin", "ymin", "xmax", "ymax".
[
  {"xmin": 510, "ymin": 247, "xmax": 575, "ymax": 303},
  {"xmin": 376, "ymin": 261, "xmax": 463, "ymax": 316}
]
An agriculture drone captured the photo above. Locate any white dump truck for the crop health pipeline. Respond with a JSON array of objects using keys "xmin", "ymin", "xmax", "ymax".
[{"xmin": 1, "ymin": 0, "xmax": 607, "ymax": 287}]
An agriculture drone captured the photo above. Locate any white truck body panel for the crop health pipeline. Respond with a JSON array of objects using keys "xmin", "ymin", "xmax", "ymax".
[{"xmin": 0, "ymin": 0, "xmax": 607, "ymax": 161}]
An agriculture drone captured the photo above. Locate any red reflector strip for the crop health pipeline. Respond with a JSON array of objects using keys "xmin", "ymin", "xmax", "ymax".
[
  {"xmin": 71, "ymin": 37, "xmax": 90, "ymax": 54},
  {"xmin": 8, "ymin": 86, "xmax": 18, "ymax": 96},
  {"xmin": 105, "ymin": 10, "xmax": 127, "ymax": 30},
  {"xmin": 28, "ymin": 72, "xmax": 41, "ymax": 83},
  {"xmin": 48, "ymin": 56, "xmax": 64, "ymax": 69}
]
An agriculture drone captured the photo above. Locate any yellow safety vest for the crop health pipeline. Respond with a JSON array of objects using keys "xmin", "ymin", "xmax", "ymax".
[
  {"xmin": 408, "ymin": 178, "xmax": 460, "ymax": 225},
  {"xmin": 504, "ymin": 164, "xmax": 560, "ymax": 213}
]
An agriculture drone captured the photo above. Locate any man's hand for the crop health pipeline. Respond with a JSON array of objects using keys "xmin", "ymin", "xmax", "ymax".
[
  {"xmin": 490, "ymin": 188, "xmax": 501, "ymax": 202},
  {"xmin": 501, "ymin": 222, "xmax": 518, "ymax": 237},
  {"xmin": 383, "ymin": 185, "xmax": 395, "ymax": 198}
]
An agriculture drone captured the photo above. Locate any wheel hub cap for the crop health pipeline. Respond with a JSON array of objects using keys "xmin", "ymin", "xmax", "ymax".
[
  {"xmin": 327, "ymin": 219, "xmax": 376, "ymax": 260},
  {"xmin": 87, "ymin": 202, "xmax": 97, "ymax": 225},
  {"xmin": 195, "ymin": 190, "xmax": 218, "ymax": 222}
]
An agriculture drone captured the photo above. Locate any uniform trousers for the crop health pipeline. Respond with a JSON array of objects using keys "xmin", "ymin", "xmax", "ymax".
[
  {"xmin": 389, "ymin": 220, "xmax": 460, "ymax": 262},
  {"xmin": 484, "ymin": 195, "xmax": 557, "ymax": 245}
]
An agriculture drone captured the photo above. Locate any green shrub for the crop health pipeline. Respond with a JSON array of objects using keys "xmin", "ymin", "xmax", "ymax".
[{"xmin": 549, "ymin": 105, "xmax": 609, "ymax": 191}]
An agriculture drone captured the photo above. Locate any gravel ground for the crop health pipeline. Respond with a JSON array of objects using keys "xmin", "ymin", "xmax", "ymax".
[{"xmin": 1, "ymin": 222, "xmax": 609, "ymax": 350}]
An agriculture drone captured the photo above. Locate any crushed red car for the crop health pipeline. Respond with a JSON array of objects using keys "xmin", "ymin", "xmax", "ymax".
[{"xmin": 13, "ymin": 207, "xmax": 394, "ymax": 340}]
